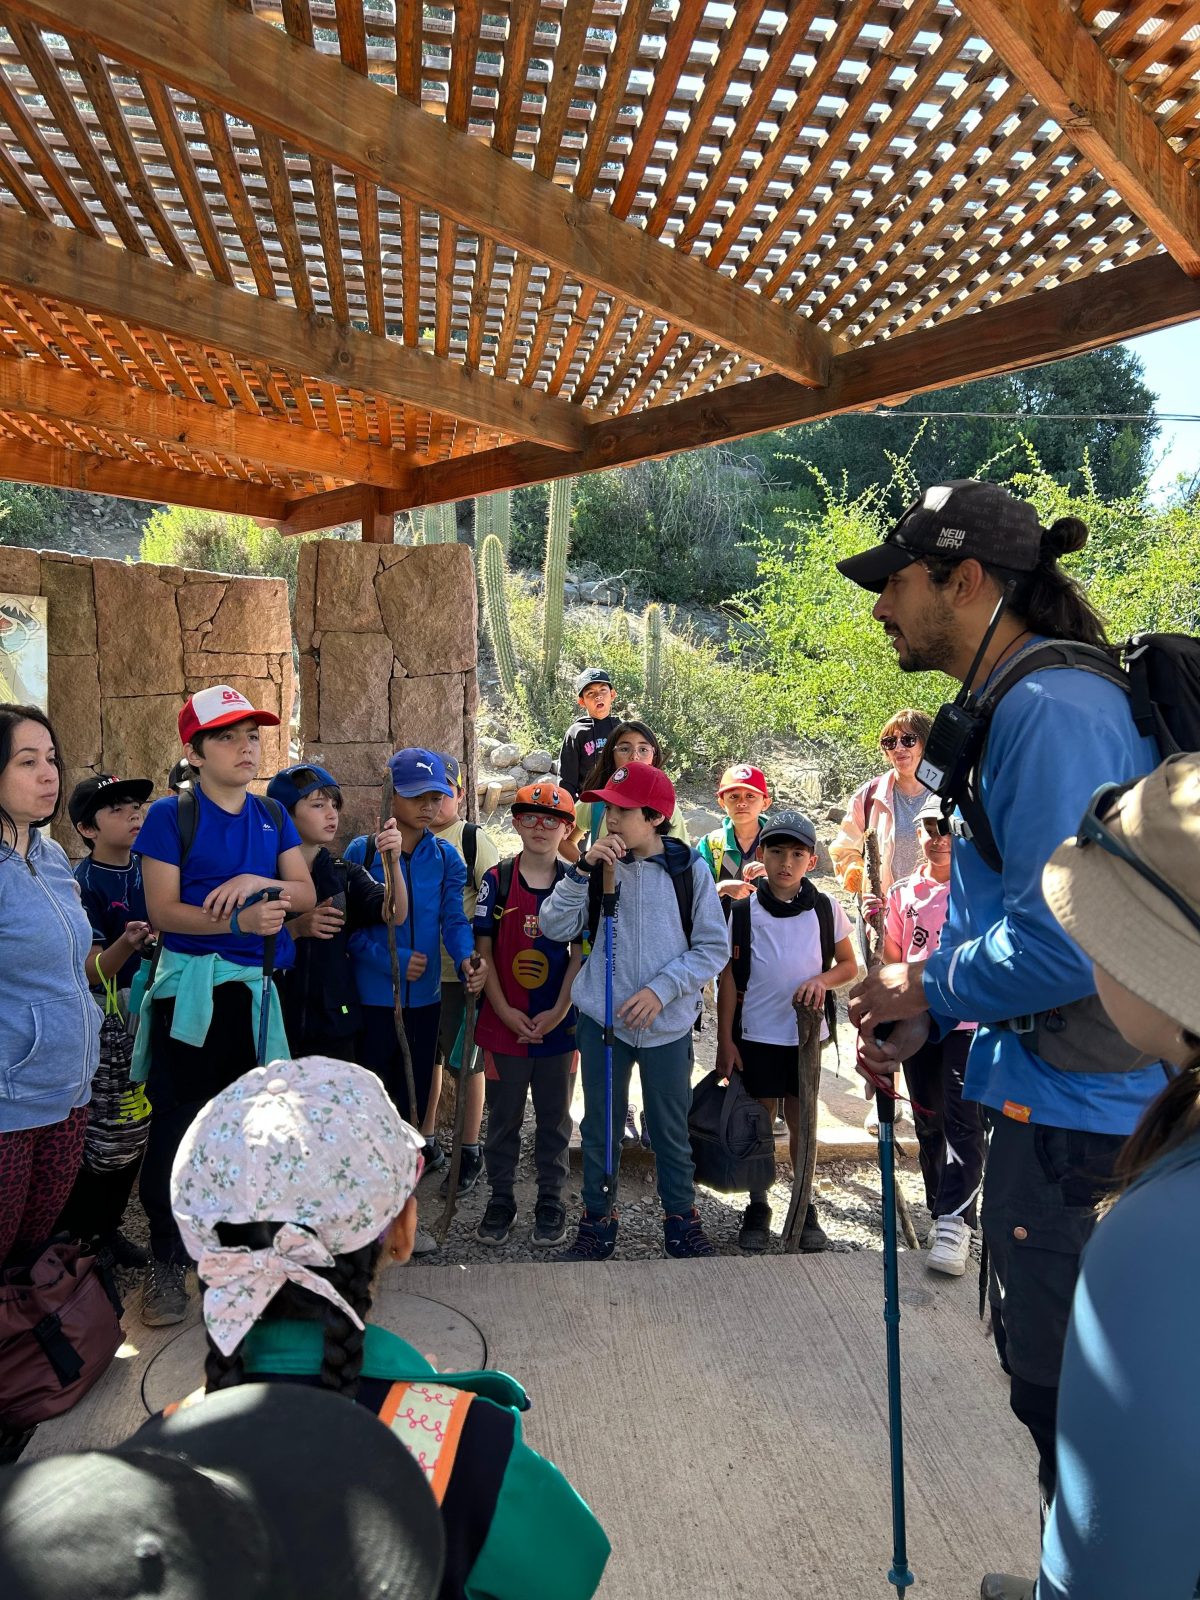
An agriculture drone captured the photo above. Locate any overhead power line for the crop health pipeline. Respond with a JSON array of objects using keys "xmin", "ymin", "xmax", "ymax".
[{"xmin": 870, "ymin": 408, "xmax": 1190, "ymax": 422}]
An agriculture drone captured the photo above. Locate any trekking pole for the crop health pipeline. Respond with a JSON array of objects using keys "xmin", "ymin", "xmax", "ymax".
[
  {"xmin": 782, "ymin": 1001, "xmax": 822, "ymax": 1252},
  {"xmin": 436, "ymin": 956, "xmax": 481, "ymax": 1245},
  {"xmin": 873, "ymin": 1030, "xmax": 914, "ymax": 1598},
  {"xmin": 380, "ymin": 769, "xmax": 420, "ymax": 1124},
  {"xmin": 601, "ymin": 859, "xmax": 619, "ymax": 1210},
  {"xmin": 250, "ymin": 887, "xmax": 284, "ymax": 1069}
]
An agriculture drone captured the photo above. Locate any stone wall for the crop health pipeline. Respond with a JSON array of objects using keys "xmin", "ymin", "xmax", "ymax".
[
  {"xmin": 294, "ymin": 540, "xmax": 478, "ymax": 845},
  {"xmin": 0, "ymin": 545, "xmax": 293, "ymax": 858}
]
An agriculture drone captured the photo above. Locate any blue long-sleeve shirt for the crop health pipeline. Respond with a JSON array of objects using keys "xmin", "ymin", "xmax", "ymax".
[
  {"xmin": 1038, "ymin": 1131, "xmax": 1200, "ymax": 1599},
  {"xmin": 921, "ymin": 647, "xmax": 1163, "ymax": 1133},
  {"xmin": 344, "ymin": 829, "xmax": 473, "ymax": 1010}
]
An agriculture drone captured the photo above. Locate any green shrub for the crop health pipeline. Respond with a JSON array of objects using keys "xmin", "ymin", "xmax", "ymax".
[
  {"xmin": 0, "ymin": 484, "xmax": 60, "ymax": 548},
  {"xmin": 138, "ymin": 505, "xmax": 338, "ymax": 600}
]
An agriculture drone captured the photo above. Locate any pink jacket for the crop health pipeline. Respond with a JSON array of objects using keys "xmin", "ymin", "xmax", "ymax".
[{"xmin": 830, "ymin": 770, "xmax": 900, "ymax": 896}]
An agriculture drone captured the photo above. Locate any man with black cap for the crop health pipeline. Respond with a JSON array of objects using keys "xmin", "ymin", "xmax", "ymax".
[
  {"xmin": 841, "ymin": 480, "xmax": 1163, "ymax": 1529},
  {"xmin": 0, "ymin": 1384, "xmax": 445, "ymax": 1600}
]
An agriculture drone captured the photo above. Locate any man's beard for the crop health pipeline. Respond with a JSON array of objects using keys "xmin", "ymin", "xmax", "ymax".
[{"xmin": 895, "ymin": 598, "xmax": 958, "ymax": 675}]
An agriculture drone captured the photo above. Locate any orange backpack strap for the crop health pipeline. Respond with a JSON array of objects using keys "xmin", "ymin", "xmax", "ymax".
[{"xmin": 378, "ymin": 1379, "xmax": 475, "ymax": 1504}]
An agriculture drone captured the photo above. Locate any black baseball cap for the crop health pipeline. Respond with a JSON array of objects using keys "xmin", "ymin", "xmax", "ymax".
[
  {"xmin": 0, "ymin": 1385, "xmax": 444, "ymax": 1600},
  {"xmin": 68, "ymin": 773, "xmax": 153, "ymax": 828},
  {"xmin": 574, "ymin": 667, "xmax": 613, "ymax": 695},
  {"xmin": 759, "ymin": 809, "xmax": 817, "ymax": 851},
  {"xmin": 836, "ymin": 480, "xmax": 1044, "ymax": 594}
]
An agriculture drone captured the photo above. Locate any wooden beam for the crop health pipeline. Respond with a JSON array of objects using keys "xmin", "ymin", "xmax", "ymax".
[
  {"xmin": 0, "ymin": 207, "xmax": 586, "ymax": 452},
  {"xmin": 7, "ymin": 0, "xmax": 834, "ymax": 389},
  {"xmin": 277, "ymin": 482, "xmax": 376, "ymax": 537},
  {"xmin": 954, "ymin": 0, "xmax": 1200, "ymax": 276},
  {"xmin": 0, "ymin": 435, "xmax": 289, "ymax": 516},
  {"xmin": 384, "ymin": 253, "xmax": 1200, "ymax": 509},
  {"xmin": 0, "ymin": 356, "xmax": 414, "ymax": 489}
]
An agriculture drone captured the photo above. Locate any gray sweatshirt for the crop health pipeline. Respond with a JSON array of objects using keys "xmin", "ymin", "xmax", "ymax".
[
  {"xmin": 538, "ymin": 852, "xmax": 728, "ymax": 1048},
  {"xmin": 0, "ymin": 830, "xmax": 100, "ymax": 1132}
]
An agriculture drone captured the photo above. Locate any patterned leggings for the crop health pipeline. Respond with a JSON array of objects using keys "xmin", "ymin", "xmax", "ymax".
[{"xmin": 0, "ymin": 1107, "xmax": 88, "ymax": 1266}]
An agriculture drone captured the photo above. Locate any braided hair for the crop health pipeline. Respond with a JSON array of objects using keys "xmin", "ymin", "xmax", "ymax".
[{"xmin": 201, "ymin": 1220, "xmax": 384, "ymax": 1399}]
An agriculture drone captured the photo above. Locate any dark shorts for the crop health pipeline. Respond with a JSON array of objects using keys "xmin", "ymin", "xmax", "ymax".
[{"xmin": 737, "ymin": 1037, "xmax": 802, "ymax": 1100}]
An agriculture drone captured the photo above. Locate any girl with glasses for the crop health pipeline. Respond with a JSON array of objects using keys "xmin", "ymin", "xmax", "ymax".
[
  {"xmin": 831, "ymin": 707, "xmax": 933, "ymax": 907},
  {"xmin": 561, "ymin": 720, "xmax": 690, "ymax": 866}
]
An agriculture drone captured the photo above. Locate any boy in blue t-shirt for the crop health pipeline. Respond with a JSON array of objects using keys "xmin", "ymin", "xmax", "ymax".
[{"xmin": 133, "ymin": 685, "xmax": 316, "ymax": 1326}]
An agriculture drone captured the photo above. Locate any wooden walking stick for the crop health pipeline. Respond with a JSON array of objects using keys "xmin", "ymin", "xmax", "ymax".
[
  {"xmin": 436, "ymin": 955, "xmax": 482, "ymax": 1244},
  {"xmin": 781, "ymin": 1000, "xmax": 823, "ymax": 1253},
  {"xmin": 380, "ymin": 768, "xmax": 419, "ymax": 1125}
]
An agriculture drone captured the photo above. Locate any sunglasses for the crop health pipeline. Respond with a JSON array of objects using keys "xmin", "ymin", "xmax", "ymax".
[
  {"xmin": 1077, "ymin": 783, "xmax": 1200, "ymax": 937},
  {"xmin": 880, "ymin": 733, "xmax": 920, "ymax": 751}
]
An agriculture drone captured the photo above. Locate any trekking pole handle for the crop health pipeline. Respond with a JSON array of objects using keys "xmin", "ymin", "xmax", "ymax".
[
  {"xmin": 240, "ymin": 886, "xmax": 284, "ymax": 961},
  {"xmin": 873, "ymin": 1022, "xmax": 896, "ymax": 1125}
]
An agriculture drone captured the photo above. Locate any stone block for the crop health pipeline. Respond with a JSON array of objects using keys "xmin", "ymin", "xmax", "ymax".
[
  {"xmin": 314, "ymin": 541, "xmax": 383, "ymax": 633},
  {"xmin": 299, "ymin": 654, "xmax": 319, "ymax": 740},
  {"xmin": 48, "ymin": 653, "xmax": 101, "ymax": 768},
  {"xmin": 491, "ymin": 742, "xmax": 520, "ymax": 769},
  {"xmin": 302, "ymin": 741, "xmax": 391, "ymax": 788},
  {"xmin": 176, "ymin": 581, "xmax": 226, "ymax": 632},
  {"xmin": 375, "ymin": 544, "xmax": 476, "ymax": 676},
  {"xmin": 41, "ymin": 559, "xmax": 96, "ymax": 655},
  {"xmin": 389, "ymin": 671, "xmax": 466, "ymax": 760},
  {"xmin": 522, "ymin": 749, "xmax": 553, "ymax": 772},
  {"xmin": 294, "ymin": 545, "xmax": 317, "ymax": 654},
  {"xmin": 0, "ymin": 546, "xmax": 41, "ymax": 595},
  {"xmin": 335, "ymin": 785, "xmax": 377, "ymax": 852},
  {"xmin": 204, "ymin": 576, "xmax": 291, "ymax": 654},
  {"xmin": 102, "ymin": 694, "xmax": 183, "ymax": 787},
  {"xmin": 93, "ymin": 559, "xmax": 184, "ymax": 697},
  {"xmin": 318, "ymin": 631, "xmax": 392, "ymax": 743},
  {"xmin": 184, "ymin": 652, "xmax": 270, "ymax": 680}
]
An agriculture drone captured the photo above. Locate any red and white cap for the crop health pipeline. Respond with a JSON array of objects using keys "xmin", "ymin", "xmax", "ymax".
[
  {"xmin": 582, "ymin": 763, "xmax": 676, "ymax": 819},
  {"xmin": 179, "ymin": 684, "xmax": 279, "ymax": 745},
  {"xmin": 716, "ymin": 763, "xmax": 770, "ymax": 802}
]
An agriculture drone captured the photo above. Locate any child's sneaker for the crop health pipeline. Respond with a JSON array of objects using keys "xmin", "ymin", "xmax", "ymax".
[
  {"xmin": 639, "ymin": 1109, "xmax": 653, "ymax": 1151},
  {"xmin": 622, "ymin": 1107, "xmax": 639, "ymax": 1147},
  {"xmin": 927, "ymin": 1214, "xmax": 972, "ymax": 1276},
  {"xmin": 422, "ymin": 1136, "xmax": 447, "ymax": 1174},
  {"xmin": 738, "ymin": 1200, "xmax": 772, "ymax": 1254},
  {"xmin": 140, "ymin": 1259, "xmax": 189, "ymax": 1326},
  {"xmin": 531, "ymin": 1196, "xmax": 568, "ymax": 1248},
  {"xmin": 439, "ymin": 1144, "xmax": 482, "ymax": 1198},
  {"xmin": 560, "ymin": 1211, "xmax": 618, "ymax": 1262},
  {"xmin": 475, "ymin": 1197, "xmax": 517, "ymax": 1246},
  {"xmin": 664, "ymin": 1209, "xmax": 715, "ymax": 1259},
  {"xmin": 799, "ymin": 1203, "xmax": 829, "ymax": 1253},
  {"xmin": 411, "ymin": 1226, "xmax": 438, "ymax": 1257}
]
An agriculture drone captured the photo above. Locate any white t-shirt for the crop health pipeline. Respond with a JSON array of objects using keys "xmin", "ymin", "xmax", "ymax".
[{"xmin": 734, "ymin": 893, "xmax": 851, "ymax": 1046}]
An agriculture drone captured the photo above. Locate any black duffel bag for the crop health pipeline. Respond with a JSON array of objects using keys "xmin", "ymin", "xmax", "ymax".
[{"xmin": 688, "ymin": 1069, "xmax": 775, "ymax": 1194}]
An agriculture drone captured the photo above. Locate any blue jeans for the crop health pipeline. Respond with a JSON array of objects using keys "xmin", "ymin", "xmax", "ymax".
[{"xmin": 577, "ymin": 1014, "xmax": 696, "ymax": 1217}]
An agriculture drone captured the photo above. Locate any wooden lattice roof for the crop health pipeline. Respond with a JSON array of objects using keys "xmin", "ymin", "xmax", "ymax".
[{"xmin": 2, "ymin": 1, "xmax": 1200, "ymax": 537}]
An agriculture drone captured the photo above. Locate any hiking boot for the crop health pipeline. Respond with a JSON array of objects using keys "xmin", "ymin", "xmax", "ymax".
[
  {"xmin": 738, "ymin": 1200, "xmax": 772, "ymax": 1254},
  {"xmin": 475, "ymin": 1197, "xmax": 517, "ymax": 1246},
  {"xmin": 622, "ymin": 1107, "xmax": 639, "ymax": 1147},
  {"xmin": 664, "ymin": 1209, "xmax": 716, "ymax": 1259},
  {"xmin": 531, "ymin": 1197, "xmax": 568, "ymax": 1249},
  {"xmin": 412, "ymin": 1226, "xmax": 438, "ymax": 1257},
  {"xmin": 140, "ymin": 1259, "xmax": 188, "ymax": 1326},
  {"xmin": 105, "ymin": 1230, "xmax": 149, "ymax": 1270},
  {"xmin": 560, "ymin": 1211, "xmax": 618, "ymax": 1262},
  {"xmin": 928, "ymin": 1214, "xmax": 972, "ymax": 1276},
  {"xmin": 980, "ymin": 1577, "xmax": 1036, "ymax": 1600},
  {"xmin": 422, "ymin": 1136, "xmax": 447, "ymax": 1174},
  {"xmin": 439, "ymin": 1145, "xmax": 482, "ymax": 1198},
  {"xmin": 799, "ymin": 1204, "xmax": 829, "ymax": 1254}
]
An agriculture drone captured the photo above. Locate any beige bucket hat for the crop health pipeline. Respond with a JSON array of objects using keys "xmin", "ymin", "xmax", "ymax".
[{"xmin": 1043, "ymin": 754, "xmax": 1200, "ymax": 1039}]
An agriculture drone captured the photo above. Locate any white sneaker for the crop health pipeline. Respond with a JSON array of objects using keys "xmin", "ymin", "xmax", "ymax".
[
  {"xmin": 411, "ymin": 1226, "xmax": 438, "ymax": 1258},
  {"xmin": 927, "ymin": 1214, "xmax": 972, "ymax": 1276}
]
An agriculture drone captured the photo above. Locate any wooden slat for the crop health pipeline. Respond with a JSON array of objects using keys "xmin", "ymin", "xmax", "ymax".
[
  {"xmin": 257, "ymin": 129, "xmax": 315, "ymax": 315},
  {"xmin": 277, "ymin": 480, "xmax": 378, "ymax": 535},
  {"xmin": 0, "ymin": 433, "xmax": 289, "ymax": 515},
  {"xmin": 137, "ymin": 73, "xmax": 234, "ymax": 283},
  {"xmin": 0, "ymin": 356, "xmax": 414, "ymax": 486},
  {"xmin": 956, "ymin": 0, "xmax": 1200, "ymax": 275},
  {"xmin": 10, "ymin": 0, "xmax": 835, "ymax": 388},
  {"xmin": 0, "ymin": 203, "xmax": 590, "ymax": 448},
  {"xmin": 0, "ymin": 135, "xmax": 51, "ymax": 217},
  {"xmin": 384, "ymin": 251, "xmax": 1200, "ymax": 508},
  {"xmin": 610, "ymin": 0, "xmax": 708, "ymax": 220},
  {"xmin": 0, "ymin": 62, "xmax": 102, "ymax": 234},
  {"xmin": 198, "ymin": 103, "xmax": 277, "ymax": 298}
]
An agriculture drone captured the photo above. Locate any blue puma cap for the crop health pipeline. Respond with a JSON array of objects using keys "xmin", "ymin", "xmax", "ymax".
[{"xmin": 388, "ymin": 748, "xmax": 454, "ymax": 799}]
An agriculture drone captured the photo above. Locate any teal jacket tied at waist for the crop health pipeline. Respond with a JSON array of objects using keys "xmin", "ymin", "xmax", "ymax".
[{"xmin": 131, "ymin": 945, "xmax": 289, "ymax": 1082}]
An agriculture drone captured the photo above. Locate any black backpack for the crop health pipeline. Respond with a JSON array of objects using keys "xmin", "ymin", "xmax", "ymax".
[
  {"xmin": 175, "ymin": 786, "xmax": 286, "ymax": 868},
  {"xmin": 728, "ymin": 888, "xmax": 839, "ymax": 1047},
  {"xmin": 956, "ymin": 633, "xmax": 1200, "ymax": 873},
  {"xmin": 585, "ymin": 836, "xmax": 697, "ymax": 950}
]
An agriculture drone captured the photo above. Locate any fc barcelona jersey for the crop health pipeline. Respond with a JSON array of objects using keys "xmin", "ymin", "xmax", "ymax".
[{"xmin": 473, "ymin": 857, "xmax": 576, "ymax": 1057}]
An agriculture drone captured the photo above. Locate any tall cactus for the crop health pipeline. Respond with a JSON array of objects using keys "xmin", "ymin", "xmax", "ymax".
[
  {"xmin": 474, "ymin": 493, "xmax": 492, "ymax": 547},
  {"xmin": 540, "ymin": 477, "xmax": 572, "ymax": 685},
  {"xmin": 409, "ymin": 506, "xmax": 426, "ymax": 544},
  {"xmin": 643, "ymin": 601, "xmax": 664, "ymax": 709},
  {"xmin": 492, "ymin": 489, "xmax": 512, "ymax": 555},
  {"xmin": 479, "ymin": 533, "xmax": 519, "ymax": 700},
  {"xmin": 611, "ymin": 609, "xmax": 631, "ymax": 649}
]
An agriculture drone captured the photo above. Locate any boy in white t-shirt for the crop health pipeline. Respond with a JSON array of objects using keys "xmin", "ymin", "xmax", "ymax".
[
  {"xmin": 716, "ymin": 810, "xmax": 857, "ymax": 1253},
  {"xmin": 883, "ymin": 793, "xmax": 985, "ymax": 1277}
]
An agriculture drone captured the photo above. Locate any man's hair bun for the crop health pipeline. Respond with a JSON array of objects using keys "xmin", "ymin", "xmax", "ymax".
[{"xmin": 1040, "ymin": 516, "xmax": 1089, "ymax": 561}]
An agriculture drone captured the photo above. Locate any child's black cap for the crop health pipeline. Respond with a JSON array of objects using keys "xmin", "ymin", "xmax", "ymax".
[{"xmin": 68, "ymin": 774, "xmax": 153, "ymax": 829}]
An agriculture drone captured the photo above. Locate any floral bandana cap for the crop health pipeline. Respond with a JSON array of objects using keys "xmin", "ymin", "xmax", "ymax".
[{"xmin": 170, "ymin": 1056, "xmax": 424, "ymax": 1356}]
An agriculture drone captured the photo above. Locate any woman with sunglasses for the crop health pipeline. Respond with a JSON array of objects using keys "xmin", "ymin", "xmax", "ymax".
[
  {"xmin": 984, "ymin": 754, "xmax": 1200, "ymax": 1600},
  {"xmin": 831, "ymin": 708, "xmax": 933, "ymax": 905}
]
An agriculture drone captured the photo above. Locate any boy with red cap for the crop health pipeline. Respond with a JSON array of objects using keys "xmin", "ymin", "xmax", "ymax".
[
  {"xmin": 131, "ymin": 685, "xmax": 317, "ymax": 1327},
  {"xmin": 697, "ymin": 764, "xmax": 771, "ymax": 900},
  {"xmin": 539, "ymin": 764, "xmax": 728, "ymax": 1260},
  {"xmin": 473, "ymin": 782, "xmax": 581, "ymax": 1249}
]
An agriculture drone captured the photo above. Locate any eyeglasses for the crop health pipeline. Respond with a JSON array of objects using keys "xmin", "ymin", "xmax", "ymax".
[
  {"xmin": 514, "ymin": 812, "xmax": 563, "ymax": 829},
  {"xmin": 880, "ymin": 733, "xmax": 920, "ymax": 751},
  {"xmin": 1077, "ymin": 783, "xmax": 1200, "ymax": 938}
]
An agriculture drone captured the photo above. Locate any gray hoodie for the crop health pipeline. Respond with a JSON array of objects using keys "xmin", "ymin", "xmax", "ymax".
[
  {"xmin": 0, "ymin": 830, "xmax": 100, "ymax": 1133},
  {"xmin": 538, "ymin": 851, "xmax": 727, "ymax": 1048}
]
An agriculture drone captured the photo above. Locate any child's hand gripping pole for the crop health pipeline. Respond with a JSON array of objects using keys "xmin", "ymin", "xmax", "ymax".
[
  {"xmin": 601, "ymin": 861, "xmax": 619, "ymax": 1211},
  {"xmin": 380, "ymin": 768, "xmax": 419, "ymax": 1124},
  {"xmin": 436, "ymin": 954, "xmax": 482, "ymax": 1245}
]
